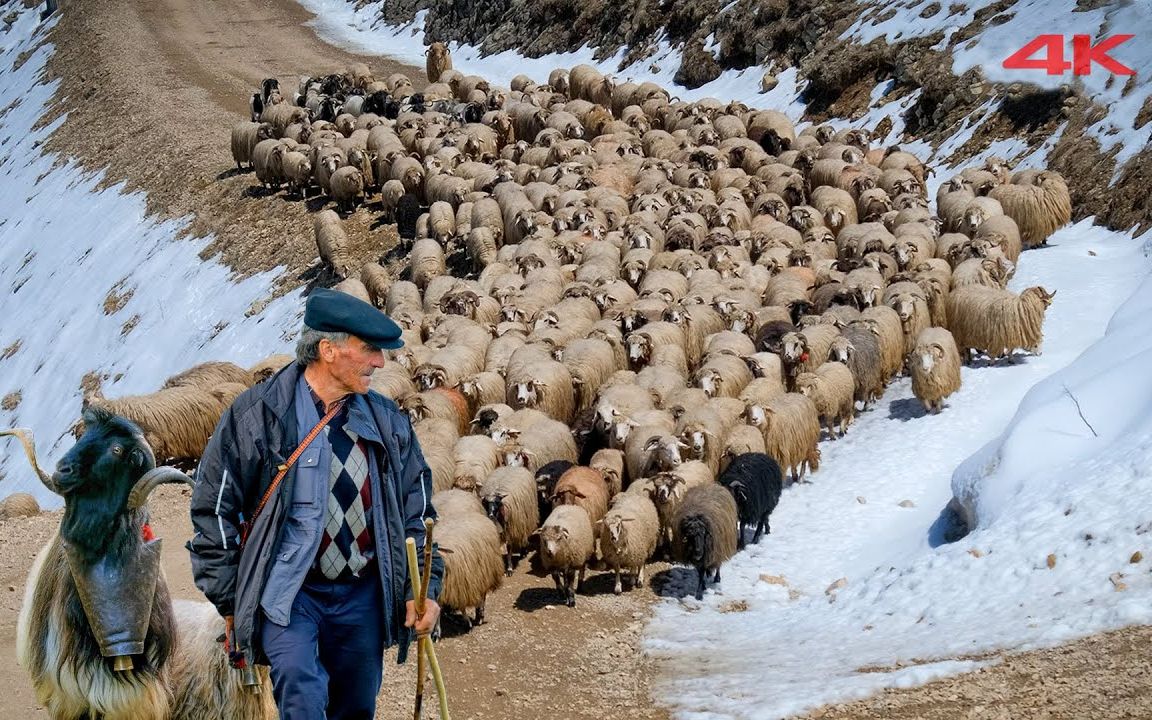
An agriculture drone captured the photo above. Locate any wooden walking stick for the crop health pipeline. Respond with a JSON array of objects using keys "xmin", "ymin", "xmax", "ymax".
[{"xmin": 406, "ymin": 520, "xmax": 450, "ymax": 720}]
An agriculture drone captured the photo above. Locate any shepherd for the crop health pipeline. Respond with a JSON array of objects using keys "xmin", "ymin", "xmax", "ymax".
[{"xmin": 188, "ymin": 287, "xmax": 445, "ymax": 719}]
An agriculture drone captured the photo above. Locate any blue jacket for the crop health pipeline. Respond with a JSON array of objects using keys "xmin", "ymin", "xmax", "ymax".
[{"xmin": 187, "ymin": 361, "xmax": 443, "ymax": 665}]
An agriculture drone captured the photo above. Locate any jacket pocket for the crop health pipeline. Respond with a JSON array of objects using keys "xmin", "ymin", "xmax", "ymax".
[
  {"xmin": 260, "ymin": 541, "xmax": 308, "ymax": 626},
  {"xmin": 291, "ymin": 448, "xmax": 323, "ymax": 507}
]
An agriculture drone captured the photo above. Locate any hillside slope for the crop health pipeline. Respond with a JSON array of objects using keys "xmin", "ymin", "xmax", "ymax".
[{"xmin": 347, "ymin": 0, "xmax": 1152, "ymax": 236}]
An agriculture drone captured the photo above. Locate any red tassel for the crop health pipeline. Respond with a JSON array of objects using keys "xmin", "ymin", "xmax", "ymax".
[{"xmin": 141, "ymin": 523, "xmax": 155, "ymax": 542}]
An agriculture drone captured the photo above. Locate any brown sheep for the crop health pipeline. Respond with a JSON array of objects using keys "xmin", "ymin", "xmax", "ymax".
[{"xmin": 425, "ymin": 42, "xmax": 452, "ymax": 83}]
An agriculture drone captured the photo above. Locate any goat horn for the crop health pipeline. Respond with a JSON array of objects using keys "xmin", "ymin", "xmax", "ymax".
[
  {"xmin": 127, "ymin": 466, "xmax": 193, "ymax": 510},
  {"xmin": 0, "ymin": 428, "xmax": 57, "ymax": 494}
]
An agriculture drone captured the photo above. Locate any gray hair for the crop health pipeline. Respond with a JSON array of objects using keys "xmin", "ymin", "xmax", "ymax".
[{"xmin": 295, "ymin": 325, "xmax": 350, "ymax": 366}]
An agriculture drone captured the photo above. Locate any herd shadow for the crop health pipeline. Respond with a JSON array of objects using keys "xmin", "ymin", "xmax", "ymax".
[{"xmin": 888, "ymin": 397, "xmax": 928, "ymax": 422}]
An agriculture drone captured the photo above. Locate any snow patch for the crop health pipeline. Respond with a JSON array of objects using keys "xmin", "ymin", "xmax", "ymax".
[{"xmin": 0, "ymin": 7, "xmax": 303, "ymax": 507}]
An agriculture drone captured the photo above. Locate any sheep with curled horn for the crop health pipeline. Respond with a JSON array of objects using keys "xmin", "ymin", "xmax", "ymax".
[{"xmin": 2, "ymin": 409, "xmax": 274, "ymax": 720}]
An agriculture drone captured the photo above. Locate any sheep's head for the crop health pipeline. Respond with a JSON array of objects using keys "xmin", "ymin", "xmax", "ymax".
[
  {"xmin": 830, "ymin": 336, "xmax": 855, "ymax": 364},
  {"xmin": 414, "ymin": 365, "xmax": 448, "ymax": 391},
  {"xmin": 537, "ymin": 523, "xmax": 570, "ymax": 558},
  {"xmin": 403, "ymin": 398, "xmax": 430, "ymax": 423},
  {"xmin": 849, "ymin": 174, "xmax": 875, "ymax": 198},
  {"xmin": 595, "ymin": 462, "xmax": 621, "ymax": 492},
  {"xmin": 650, "ymin": 472, "xmax": 686, "ymax": 505},
  {"xmin": 726, "ymin": 308, "xmax": 754, "ymax": 334},
  {"xmin": 794, "ymin": 372, "xmax": 818, "ymax": 398},
  {"xmin": 680, "ymin": 425, "xmax": 712, "ymax": 458},
  {"xmin": 481, "ymin": 492, "xmax": 508, "ymax": 528},
  {"xmin": 889, "ymin": 294, "xmax": 920, "ymax": 323},
  {"xmin": 645, "ymin": 435, "xmax": 685, "ymax": 472},
  {"xmin": 697, "ymin": 369, "xmax": 723, "ymax": 398},
  {"xmin": 1026, "ymin": 286, "xmax": 1056, "ymax": 308},
  {"xmin": 626, "ymin": 334, "xmax": 652, "ymax": 365},
  {"xmin": 513, "ymin": 379, "xmax": 545, "ymax": 408},
  {"xmin": 893, "ymin": 240, "xmax": 918, "ymax": 269},
  {"xmin": 781, "ymin": 332, "xmax": 809, "ymax": 363},
  {"xmin": 602, "ymin": 515, "xmax": 629, "ymax": 548},
  {"xmin": 662, "ymin": 304, "xmax": 688, "ymax": 326},
  {"xmin": 502, "ymin": 443, "xmax": 533, "ymax": 468},
  {"xmin": 744, "ymin": 403, "xmax": 773, "ymax": 429},
  {"xmin": 915, "ymin": 342, "xmax": 944, "ymax": 374},
  {"xmin": 788, "ymin": 206, "xmax": 818, "ymax": 231},
  {"xmin": 610, "ymin": 414, "xmax": 635, "ymax": 446}
]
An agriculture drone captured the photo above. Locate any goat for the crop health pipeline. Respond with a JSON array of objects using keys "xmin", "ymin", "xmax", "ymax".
[{"xmin": 3, "ymin": 408, "xmax": 274, "ymax": 720}]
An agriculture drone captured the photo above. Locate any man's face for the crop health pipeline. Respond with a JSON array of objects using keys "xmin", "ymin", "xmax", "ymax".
[{"xmin": 323, "ymin": 335, "xmax": 387, "ymax": 395}]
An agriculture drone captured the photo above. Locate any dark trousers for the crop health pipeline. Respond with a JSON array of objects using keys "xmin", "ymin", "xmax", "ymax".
[{"xmin": 261, "ymin": 571, "xmax": 385, "ymax": 720}]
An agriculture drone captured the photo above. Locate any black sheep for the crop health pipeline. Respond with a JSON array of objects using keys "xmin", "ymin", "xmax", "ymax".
[
  {"xmin": 534, "ymin": 460, "xmax": 575, "ymax": 524},
  {"xmin": 718, "ymin": 452, "xmax": 783, "ymax": 549},
  {"xmin": 754, "ymin": 319, "xmax": 796, "ymax": 354},
  {"xmin": 395, "ymin": 194, "xmax": 423, "ymax": 240},
  {"xmin": 360, "ymin": 90, "xmax": 392, "ymax": 117},
  {"xmin": 249, "ymin": 92, "xmax": 264, "ymax": 123},
  {"xmin": 260, "ymin": 77, "xmax": 279, "ymax": 106},
  {"xmin": 672, "ymin": 483, "xmax": 740, "ymax": 600}
]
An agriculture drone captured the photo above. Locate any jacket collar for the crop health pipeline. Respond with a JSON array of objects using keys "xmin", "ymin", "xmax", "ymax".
[{"xmin": 263, "ymin": 361, "xmax": 387, "ymax": 446}]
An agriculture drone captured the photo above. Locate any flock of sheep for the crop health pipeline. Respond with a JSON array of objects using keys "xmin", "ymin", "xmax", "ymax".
[{"xmin": 222, "ymin": 52, "xmax": 1080, "ymax": 618}]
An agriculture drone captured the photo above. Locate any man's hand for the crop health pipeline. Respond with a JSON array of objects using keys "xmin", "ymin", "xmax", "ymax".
[{"xmin": 405, "ymin": 598, "xmax": 441, "ymax": 637}]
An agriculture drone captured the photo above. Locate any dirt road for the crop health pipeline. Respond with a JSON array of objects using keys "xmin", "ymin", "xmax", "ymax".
[{"xmin": 42, "ymin": 0, "xmax": 409, "ymax": 298}]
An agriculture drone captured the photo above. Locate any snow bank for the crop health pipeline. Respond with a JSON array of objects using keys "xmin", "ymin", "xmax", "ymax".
[
  {"xmin": 0, "ymin": 8, "xmax": 302, "ymax": 506},
  {"xmin": 645, "ymin": 221, "xmax": 1151, "ymax": 719}
]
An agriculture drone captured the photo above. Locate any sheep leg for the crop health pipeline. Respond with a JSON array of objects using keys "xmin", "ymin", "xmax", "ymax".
[
  {"xmin": 695, "ymin": 566, "xmax": 707, "ymax": 601},
  {"xmin": 614, "ymin": 568, "xmax": 623, "ymax": 595},
  {"xmin": 566, "ymin": 570, "xmax": 578, "ymax": 607},
  {"xmin": 577, "ymin": 565, "xmax": 587, "ymax": 593},
  {"xmin": 505, "ymin": 547, "xmax": 514, "ymax": 577},
  {"xmin": 552, "ymin": 570, "xmax": 565, "ymax": 599},
  {"xmin": 636, "ymin": 564, "xmax": 645, "ymax": 588},
  {"xmin": 737, "ymin": 521, "xmax": 747, "ymax": 550},
  {"xmin": 713, "ymin": 567, "xmax": 721, "ymax": 583},
  {"xmin": 752, "ymin": 518, "xmax": 766, "ymax": 544},
  {"xmin": 474, "ymin": 601, "xmax": 486, "ymax": 626}
]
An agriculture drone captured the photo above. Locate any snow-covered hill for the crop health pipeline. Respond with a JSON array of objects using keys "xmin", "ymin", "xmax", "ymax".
[{"xmin": 0, "ymin": 8, "xmax": 302, "ymax": 505}]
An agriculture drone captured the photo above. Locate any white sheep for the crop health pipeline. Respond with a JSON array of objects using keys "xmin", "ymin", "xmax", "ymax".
[
  {"xmin": 536, "ymin": 505, "xmax": 596, "ymax": 607},
  {"xmin": 946, "ymin": 285, "xmax": 1055, "ymax": 360},
  {"xmin": 598, "ymin": 492, "xmax": 660, "ymax": 594},
  {"xmin": 794, "ymin": 362, "xmax": 856, "ymax": 439},
  {"xmin": 910, "ymin": 327, "xmax": 963, "ymax": 413},
  {"xmin": 989, "ymin": 170, "xmax": 1072, "ymax": 248},
  {"xmin": 478, "ymin": 465, "xmax": 540, "ymax": 575},
  {"xmin": 435, "ymin": 508, "xmax": 505, "ymax": 626},
  {"xmin": 329, "ymin": 165, "xmax": 365, "ymax": 213}
]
